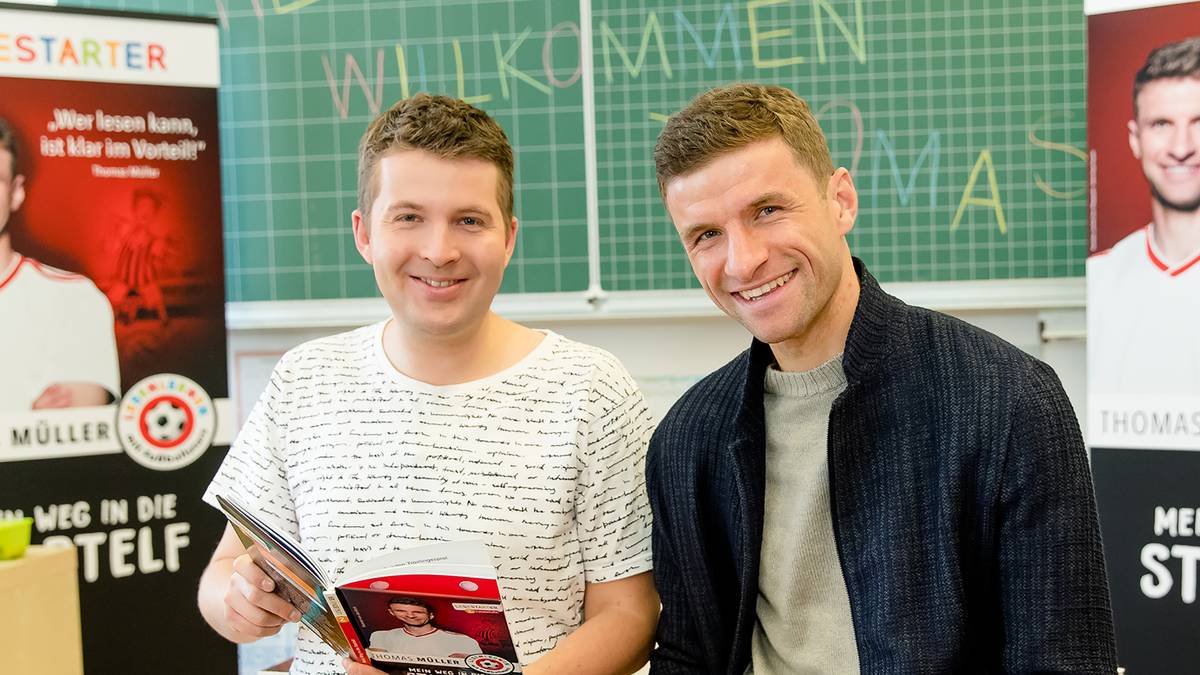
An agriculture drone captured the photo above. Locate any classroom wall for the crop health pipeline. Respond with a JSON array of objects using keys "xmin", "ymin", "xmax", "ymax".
[{"xmin": 227, "ymin": 305, "xmax": 1091, "ymax": 442}]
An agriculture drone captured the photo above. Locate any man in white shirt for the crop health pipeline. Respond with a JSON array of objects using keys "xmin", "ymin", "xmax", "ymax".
[
  {"xmin": 197, "ymin": 95, "xmax": 658, "ymax": 675},
  {"xmin": 1089, "ymin": 37, "xmax": 1200, "ymax": 397},
  {"xmin": 0, "ymin": 118, "xmax": 119, "ymax": 410},
  {"xmin": 368, "ymin": 597, "xmax": 482, "ymax": 659}
]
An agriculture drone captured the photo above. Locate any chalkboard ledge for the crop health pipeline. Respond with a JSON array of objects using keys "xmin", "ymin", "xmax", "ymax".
[
  {"xmin": 224, "ymin": 278, "xmax": 1084, "ymax": 330},
  {"xmin": 885, "ymin": 276, "xmax": 1085, "ymax": 313}
]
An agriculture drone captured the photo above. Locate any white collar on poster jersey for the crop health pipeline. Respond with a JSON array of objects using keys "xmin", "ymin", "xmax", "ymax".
[
  {"xmin": 1144, "ymin": 223, "xmax": 1200, "ymax": 277},
  {"xmin": 0, "ymin": 252, "xmax": 25, "ymax": 289}
]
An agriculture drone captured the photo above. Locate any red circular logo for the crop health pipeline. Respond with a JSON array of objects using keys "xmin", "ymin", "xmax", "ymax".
[
  {"xmin": 464, "ymin": 654, "xmax": 514, "ymax": 674},
  {"xmin": 137, "ymin": 395, "xmax": 195, "ymax": 449}
]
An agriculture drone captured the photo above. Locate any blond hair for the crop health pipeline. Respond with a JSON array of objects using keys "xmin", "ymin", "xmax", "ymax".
[
  {"xmin": 357, "ymin": 94, "xmax": 514, "ymax": 220},
  {"xmin": 654, "ymin": 83, "xmax": 833, "ymax": 194}
]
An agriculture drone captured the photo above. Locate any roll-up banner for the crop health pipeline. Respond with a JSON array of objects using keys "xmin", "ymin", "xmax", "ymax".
[
  {"xmin": 1087, "ymin": 0, "xmax": 1200, "ymax": 671},
  {"xmin": 0, "ymin": 4, "xmax": 235, "ymax": 672}
]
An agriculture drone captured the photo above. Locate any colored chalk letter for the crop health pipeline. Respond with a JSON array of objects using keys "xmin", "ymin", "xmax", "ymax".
[
  {"xmin": 598, "ymin": 11, "xmax": 673, "ymax": 82},
  {"xmin": 674, "ymin": 4, "xmax": 743, "ymax": 71},
  {"xmin": 321, "ymin": 50, "xmax": 385, "ymax": 119},
  {"xmin": 492, "ymin": 28, "xmax": 552, "ymax": 98},
  {"xmin": 452, "ymin": 39, "xmax": 492, "ymax": 105},
  {"xmin": 1028, "ymin": 113, "xmax": 1087, "ymax": 200},
  {"xmin": 542, "ymin": 21, "xmax": 582, "ymax": 88},
  {"xmin": 951, "ymin": 149, "xmax": 1008, "ymax": 234},
  {"xmin": 273, "ymin": 0, "xmax": 320, "ymax": 14},
  {"xmin": 748, "ymin": 0, "xmax": 805, "ymax": 69},
  {"xmin": 871, "ymin": 130, "xmax": 940, "ymax": 209},
  {"xmin": 812, "ymin": 0, "xmax": 867, "ymax": 64},
  {"xmin": 394, "ymin": 45, "xmax": 411, "ymax": 99}
]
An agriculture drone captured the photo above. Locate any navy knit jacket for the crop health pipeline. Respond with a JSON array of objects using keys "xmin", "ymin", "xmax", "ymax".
[{"xmin": 647, "ymin": 260, "xmax": 1117, "ymax": 674}]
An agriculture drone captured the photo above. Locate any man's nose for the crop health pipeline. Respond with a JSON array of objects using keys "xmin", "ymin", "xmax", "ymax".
[
  {"xmin": 421, "ymin": 223, "xmax": 461, "ymax": 267},
  {"xmin": 1169, "ymin": 124, "xmax": 1199, "ymax": 161},
  {"xmin": 723, "ymin": 226, "xmax": 768, "ymax": 282}
]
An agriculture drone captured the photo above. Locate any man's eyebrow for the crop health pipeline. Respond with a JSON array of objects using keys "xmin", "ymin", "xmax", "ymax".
[
  {"xmin": 746, "ymin": 192, "xmax": 794, "ymax": 213},
  {"xmin": 454, "ymin": 206, "xmax": 493, "ymax": 218},
  {"xmin": 679, "ymin": 221, "xmax": 717, "ymax": 243},
  {"xmin": 382, "ymin": 200, "xmax": 424, "ymax": 214}
]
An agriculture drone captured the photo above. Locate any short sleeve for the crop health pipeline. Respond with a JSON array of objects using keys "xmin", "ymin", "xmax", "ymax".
[
  {"xmin": 202, "ymin": 353, "xmax": 299, "ymax": 539},
  {"xmin": 55, "ymin": 281, "xmax": 120, "ymax": 399},
  {"xmin": 81, "ymin": 283, "xmax": 120, "ymax": 398},
  {"xmin": 574, "ymin": 365, "xmax": 655, "ymax": 584}
]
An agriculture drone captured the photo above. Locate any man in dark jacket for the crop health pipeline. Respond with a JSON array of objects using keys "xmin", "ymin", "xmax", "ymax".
[{"xmin": 648, "ymin": 83, "xmax": 1117, "ymax": 673}]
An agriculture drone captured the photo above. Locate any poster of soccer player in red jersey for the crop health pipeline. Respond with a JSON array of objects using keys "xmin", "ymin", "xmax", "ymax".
[
  {"xmin": 1087, "ymin": 1, "xmax": 1200, "ymax": 671},
  {"xmin": 0, "ymin": 5, "xmax": 235, "ymax": 673}
]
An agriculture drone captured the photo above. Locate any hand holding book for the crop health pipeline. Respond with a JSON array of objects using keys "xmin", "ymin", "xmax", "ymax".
[
  {"xmin": 215, "ymin": 494, "xmax": 524, "ymax": 674},
  {"xmin": 223, "ymin": 551, "xmax": 303, "ymax": 638}
]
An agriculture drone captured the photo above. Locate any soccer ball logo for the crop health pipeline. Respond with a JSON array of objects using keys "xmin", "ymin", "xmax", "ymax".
[
  {"xmin": 465, "ymin": 654, "xmax": 514, "ymax": 674},
  {"xmin": 137, "ymin": 395, "xmax": 195, "ymax": 449},
  {"xmin": 145, "ymin": 399, "xmax": 190, "ymax": 444}
]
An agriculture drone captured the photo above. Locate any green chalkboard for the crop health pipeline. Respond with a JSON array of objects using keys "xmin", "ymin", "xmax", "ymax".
[
  {"xmin": 594, "ymin": 0, "xmax": 1088, "ymax": 289},
  {"xmin": 64, "ymin": 0, "xmax": 1088, "ymax": 301}
]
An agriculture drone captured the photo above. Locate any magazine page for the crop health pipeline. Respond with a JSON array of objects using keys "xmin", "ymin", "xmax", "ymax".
[
  {"xmin": 336, "ymin": 541, "xmax": 522, "ymax": 675},
  {"xmin": 215, "ymin": 494, "xmax": 354, "ymax": 659},
  {"xmin": 337, "ymin": 539, "xmax": 497, "ymax": 584}
]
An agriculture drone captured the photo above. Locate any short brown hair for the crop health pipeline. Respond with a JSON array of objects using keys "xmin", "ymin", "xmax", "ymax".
[
  {"xmin": 1134, "ymin": 37, "xmax": 1200, "ymax": 115},
  {"xmin": 654, "ymin": 84, "xmax": 833, "ymax": 195},
  {"xmin": 357, "ymin": 94, "xmax": 514, "ymax": 221},
  {"xmin": 388, "ymin": 596, "xmax": 433, "ymax": 613},
  {"xmin": 0, "ymin": 118, "xmax": 19, "ymax": 174}
]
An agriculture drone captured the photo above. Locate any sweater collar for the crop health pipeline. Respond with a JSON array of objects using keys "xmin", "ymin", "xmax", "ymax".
[
  {"xmin": 763, "ymin": 353, "xmax": 847, "ymax": 397},
  {"xmin": 841, "ymin": 258, "xmax": 904, "ymax": 386},
  {"xmin": 741, "ymin": 258, "xmax": 901, "ymax": 406}
]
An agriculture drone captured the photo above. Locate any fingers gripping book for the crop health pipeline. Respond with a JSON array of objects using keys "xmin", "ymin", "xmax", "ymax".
[{"xmin": 216, "ymin": 494, "xmax": 522, "ymax": 675}]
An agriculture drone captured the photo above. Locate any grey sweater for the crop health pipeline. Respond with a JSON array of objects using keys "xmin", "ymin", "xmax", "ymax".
[{"xmin": 747, "ymin": 356, "xmax": 859, "ymax": 675}]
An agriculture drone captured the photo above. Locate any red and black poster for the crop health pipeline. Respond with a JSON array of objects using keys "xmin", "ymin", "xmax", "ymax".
[
  {"xmin": 0, "ymin": 5, "xmax": 235, "ymax": 673},
  {"xmin": 1087, "ymin": 1, "xmax": 1200, "ymax": 670}
]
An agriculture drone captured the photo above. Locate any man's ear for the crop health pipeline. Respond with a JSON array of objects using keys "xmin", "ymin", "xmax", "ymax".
[
  {"xmin": 504, "ymin": 216, "xmax": 519, "ymax": 264},
  {"xmin": 10, "ymin": 174, "xmax": 25, "ymax": 212},
  {"xmin": 1128, "ymin": 119, "xmax": 1142, "ymax": 160},
  {"xmin": 351, "ymin": 208, "xmax": 373, "ymax": 265},
  {"xmin": 827, "ymin": 167, "xmax": 858, "ymax": 236}
]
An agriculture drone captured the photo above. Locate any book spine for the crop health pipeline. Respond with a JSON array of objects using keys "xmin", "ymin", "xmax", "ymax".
[{"xmin": 323, "ymin": 588, "xmax": 369, "ymax": 664}]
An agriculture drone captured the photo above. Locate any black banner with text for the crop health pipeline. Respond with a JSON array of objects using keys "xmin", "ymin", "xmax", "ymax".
[{"xmin": 0, "ymin": 5, "xmax": 234, "ymax": 673}]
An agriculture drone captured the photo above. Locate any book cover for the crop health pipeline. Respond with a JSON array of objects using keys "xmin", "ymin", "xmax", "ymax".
[{"xmin": 216, "ymin": 494, "xmax": 521, "ymax": 674}]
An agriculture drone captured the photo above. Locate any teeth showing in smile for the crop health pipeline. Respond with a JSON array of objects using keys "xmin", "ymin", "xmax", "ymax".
[
  {"xmin": 421, "ymin": 278, "xmax": 458, "ymax": 288},
  {"xmin": 738, "ymin": 270, "xmax": 794, "ymax": 301}
]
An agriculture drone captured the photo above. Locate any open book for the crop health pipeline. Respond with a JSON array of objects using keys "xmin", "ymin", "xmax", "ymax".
[{"xmin": 216, "ymin": 494, "xmax": 523, "ymax": 675}]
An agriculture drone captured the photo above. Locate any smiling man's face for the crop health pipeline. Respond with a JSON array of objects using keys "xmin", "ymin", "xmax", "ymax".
[
  {"xmin": 352, "ymin": 149, "xmax": 517, "ymax": 341},
  {"xmin": 663, "ymin": 136, "xmax": 855, "ymax": 350},
  {"xmin": 388, "ymin": 602, "xmax": 432, "ymax": 628},
  {"xmin": 1130, "ymin": 76, "xmax": 1200, "ymax": 213}
]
